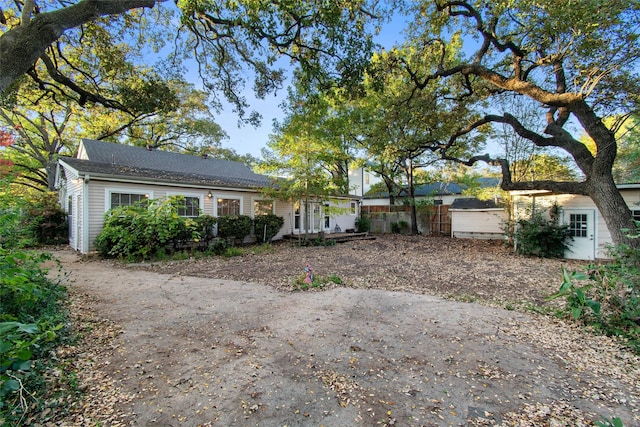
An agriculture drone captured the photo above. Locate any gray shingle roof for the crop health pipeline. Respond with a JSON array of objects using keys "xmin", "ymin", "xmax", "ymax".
[
  {"xmin": 63, "ymin": 139, "xmax": 271, "ymax": 188},
  {"xmin": 450, "ymin": 198, "xmax": 502, "ymax": 209},
  {"xmin": 365, "ymin": 178, "xmax": 501, "ymax": 199}
]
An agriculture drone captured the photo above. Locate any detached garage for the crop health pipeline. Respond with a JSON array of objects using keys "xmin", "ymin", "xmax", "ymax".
[{"xmin": 450, "ymin": 198, "xmax": 507, "ymax": 240}]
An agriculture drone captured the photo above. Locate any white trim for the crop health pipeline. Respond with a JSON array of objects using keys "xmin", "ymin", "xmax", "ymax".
[{"xmin": 82, "ymin": 177, "xmax": 89, "ymax": 253}]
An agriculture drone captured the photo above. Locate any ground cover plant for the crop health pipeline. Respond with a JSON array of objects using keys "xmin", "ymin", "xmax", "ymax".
[
  {"xmin": 548, "ymin": 223, "xmax": 640, "ymax": 352},
  {"xmin": 0, "ymin": 247, "xmax": 71, "ymax": 425}
]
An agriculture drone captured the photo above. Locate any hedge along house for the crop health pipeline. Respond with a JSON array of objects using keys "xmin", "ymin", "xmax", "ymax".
[
  {"xmin": 56, "ymin": 139, "xmax": 359, "ymax": 254},
  {"xmin": 510, "ymin": 184, "xmax": 640, "ymax": 260}
]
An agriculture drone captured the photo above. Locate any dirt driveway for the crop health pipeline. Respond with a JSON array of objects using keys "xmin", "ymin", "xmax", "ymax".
[{"xmin": 52, "ymin": 236, "xmax": 639, "ymax": 426}]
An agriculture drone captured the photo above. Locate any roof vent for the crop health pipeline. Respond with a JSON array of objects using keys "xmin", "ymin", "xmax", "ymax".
[
  {"xmin": 146, "ymin": 144, "xmax": 153, "ymax": 151},
  {"xmin": 202, "ymin": 153, "xmax": 208, "ymax": 159}
]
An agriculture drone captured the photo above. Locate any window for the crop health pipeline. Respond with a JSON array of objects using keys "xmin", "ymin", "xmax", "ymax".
[
  {"xmin": 110, "ymin": 192, "xmax": 148, "ymax": 209},
  {"xmin": 254, "ymin": 200, "xmax": 274, "ymax": 216},
  {"xmin": 365, "ymin": 173, "xmax": 370, "ymax": 185},
  {"xmin": 323, "ymin": 204, "xmax": 330, "ymax": 229},
  {"xmin": 350, "ymin": 201, "xmax": 357, "ymax": 215},
  {"xmin": 569, "ymin": 213, "xmax": 588, "ymax": 237},
  {"xmin": 217, "ymin": 198, "xmax": 240, "ymax": 216},
  {"xmin": 632, "ymin": 210, "xmax": 640, "ymax": 221},
  {"xmin": 294, "ymin": 202, "xmax": 301, "ymax": 229},
  {"xmin": 178, "ymin": 196, "xmax": 200, "ymax": 217}
]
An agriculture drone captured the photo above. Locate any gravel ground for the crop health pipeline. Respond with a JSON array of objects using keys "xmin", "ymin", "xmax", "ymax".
[{"xmin": 45, "ymin": 235, "xmax": 639, "ymax": 427}]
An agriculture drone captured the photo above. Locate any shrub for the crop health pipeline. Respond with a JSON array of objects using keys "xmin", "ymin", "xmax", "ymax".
[
  {"xmin": 216, "ymin": 215, "xmax": 253, "ymax": 242},
  {"xmin": 355, "ymin": 215, "xmax": 370, "ymax": 233},
  {"xmin": 548, "ymin": 223, "xmax": 640, "ymax": 352},
  {"xmin": 0, "ymin": 248, "xmax": 69, "ymax": 424},
  {"xmin": 514, "ymin": 214, "xmax": 572, "ymax": 258},
  {"xmin": 254, "ymin": 214, "xmax": 284, "ymax": 243},
  {"xmin": 193, "ymin": 215, "xmax": 217, "ymax": 248},
  {"xmin": 95, "ymin": 196, "xmax": 200, "ymax": 260},
  {"xmin": 0, "ymin": 192, "xmax": 67, "ymax": 248}
]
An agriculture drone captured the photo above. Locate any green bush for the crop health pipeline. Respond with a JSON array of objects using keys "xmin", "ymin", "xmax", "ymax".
[
  {"xmin": 95, "ymin": 196, "xmax": 200, "ymax": 260},
  {"xmin": 548, "ymin": 223, "xmax": 640, "ymax": 352},
  {"xmin": 0, "ymin": 248, "xmax": 69, "ymax": 424},
  {"xmin": 254, "ymin": 214, "xmax": 284, "ymax": 243},
  {"xmin": 0, "ymin": 192, "xmax": 67, "ymax": 248},
  {"xmin": 216, "ymin": 215, "xmax": 253, "ymax": 242},
  {"xmin": 514, "ymin": 214, "xmax": 572, "ymax": 258},
  {"xmin": 355, "ymin": 215, "xmax": 370, "ymax": 233},
  {"xmin": 193, "ymin": 215, "xmax": 217, "ymax": 248}
]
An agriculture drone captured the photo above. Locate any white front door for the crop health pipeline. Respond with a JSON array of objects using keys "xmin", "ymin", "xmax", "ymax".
[{"xmin": 564, "ymin": 209, "xmax": 595, "ymax": 260}]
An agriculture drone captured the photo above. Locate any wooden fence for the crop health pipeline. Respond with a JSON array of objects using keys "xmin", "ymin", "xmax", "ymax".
[{"xmin": 362, "ymin": 204, "xmax": 451, "ymax": 236}]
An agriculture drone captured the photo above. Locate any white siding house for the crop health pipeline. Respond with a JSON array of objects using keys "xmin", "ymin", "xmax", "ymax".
[
  {"xmin": 56, "ymin": 139, "xmax": 359, "ymax": 254},
  {"xmin": 511, "ymin": 184, "xmax": 640, "ymax": 260}
]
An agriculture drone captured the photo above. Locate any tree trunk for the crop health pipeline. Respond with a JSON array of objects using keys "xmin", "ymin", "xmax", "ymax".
[
  {"xmin": 587, "ymin": 175, "xmax": 638, "ymax": 248},
  {"xmin": 407, "ymin": 158, "xmax": 419, "ymax": 235}
]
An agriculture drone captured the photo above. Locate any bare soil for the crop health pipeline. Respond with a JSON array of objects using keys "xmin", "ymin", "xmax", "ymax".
[{"xmin": 50, "ymin": 236, "xmax": 639, "ymax": 426}]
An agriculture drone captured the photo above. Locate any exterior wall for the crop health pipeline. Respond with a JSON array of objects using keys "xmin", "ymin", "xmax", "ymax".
[
  {"xmin": 512, "ymin": 189, "xmax": 640, "ymax": 259},
  {"xmin": 58, "ymin": 165, "xmax": 83, "ymax": 251},
  {"xmin": 291, "ymin": 198, "xmax": 359, "ymax": 235},
  {"xmin": 348, "ymin": 168, "xmax": 382, "ymax": 197},
  {"xmin": 450, "ymin": 209, "xmax": 507, "ymax": 240},
  {"xmin": 79, "ymin": 179, "xmax": 292, "ymax": 252},
  {"xmin": 330, "ymin": 199, "xmax": 358, "ymax": 232}
]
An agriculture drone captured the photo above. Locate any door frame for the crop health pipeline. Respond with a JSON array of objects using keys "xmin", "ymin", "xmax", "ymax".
[{"xmin": 563, "ymin": 208, "xmax": 596, "ymax": 260}]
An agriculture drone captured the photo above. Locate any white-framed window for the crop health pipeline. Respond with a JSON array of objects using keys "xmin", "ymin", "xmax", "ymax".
[
  {"xmin": 254, "ymin": 199, "xmax": 274, "ymax": 216},
  {"xmin": 178, "ymin": 196, "xmax": 201, "ymax": 217},
  {"xmin": 350, "ymin": 201, "xmax": 357, "ymax": 215},
  {"xmin": 216, "ymin": 197, "xmax": 241, "ymax": 216},
  {"xmin": 107, "ymin": 189, "xmax": 150, "ymax": 210},
  {"xmin": 632, "ymin": 210, "xmax": 640, "ymax": 221}
]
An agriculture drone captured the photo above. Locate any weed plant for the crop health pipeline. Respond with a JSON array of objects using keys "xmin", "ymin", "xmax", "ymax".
[{"xmin": 548, "ymin": 223, "xmax": 640, "ymax": 353}]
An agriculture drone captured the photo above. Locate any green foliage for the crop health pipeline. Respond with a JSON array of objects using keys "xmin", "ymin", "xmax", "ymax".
[
  {"xmin": 205, "ymin": 238, "xmax": 228, "ymax": 255},
  {"xmin": 216, "ymin": 215, "xmax": 253, "ymax": 242},
  {"xmin": 596, "ymin": 416, "xmax": 625, "ymax": 427},
  {"xmin": 222, "ymin": 247, "xmax": 244, "ymax": 258},
  {"xmin": 355, "ymin": 215, "xmax": 371, "ymax": 233},
  {"xmin": 293, "ymin": 272, "xmax": 345, "ymax": 290},
  {"xmin": 254, "ymin": 214, "xmax": 285, "ymax": 243},
  {"xmin": 192, "ymin": 215, "xmax": 217, "ymax": 248},
  {"xmin": 0, "ymin": 192, "xmax": 68, "ymax": 248},
  {"xmin": 513, "ymin": 214, "xmax": 572, "ymax": 258},
  {"xmin": 95, "ymin": 196, "xmax": 200, "ymax": 261},
  {"xmin": 548, "ymin": 224, "xmax": 640, "ymax": 352},
  {"xmin": 0, "ymin": 247, "xmax": 69, "ymax": 424}
]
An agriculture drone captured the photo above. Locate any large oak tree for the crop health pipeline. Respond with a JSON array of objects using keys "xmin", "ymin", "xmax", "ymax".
[{"xmin": 393, "ymin": 0, "xmax": 640, "ymax": 246}]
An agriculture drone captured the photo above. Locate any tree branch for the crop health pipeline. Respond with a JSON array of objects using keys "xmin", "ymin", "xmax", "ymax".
[{"xmin": 0, "ymin": 0, "xmax": 158, "ymax": 92}]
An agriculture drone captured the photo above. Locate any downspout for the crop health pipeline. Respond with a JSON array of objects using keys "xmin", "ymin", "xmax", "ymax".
[{"xmin": 82, "ymin": 174, "xmax": 90, "ymax": 253}]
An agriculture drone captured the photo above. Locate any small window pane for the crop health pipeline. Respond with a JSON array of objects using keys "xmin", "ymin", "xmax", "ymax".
[{"xmin": 569, "ymin": 213, "xmax": 588, "ymax": 238}]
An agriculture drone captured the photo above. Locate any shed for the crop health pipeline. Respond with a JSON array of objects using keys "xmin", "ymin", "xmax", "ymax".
[{"xmin": 450, "ymin": 198, "xmax": 507, "ymax": 240}]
